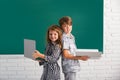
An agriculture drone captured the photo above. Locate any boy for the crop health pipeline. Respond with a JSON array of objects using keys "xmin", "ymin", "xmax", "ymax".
[{"xmin": 59, "ymin": 16, "xmax": 89, "ymax": 80}]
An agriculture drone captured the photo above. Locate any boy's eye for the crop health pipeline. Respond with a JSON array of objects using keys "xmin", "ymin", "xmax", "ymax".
[{"xmin": 62, "ymin": 25, "xmax": 67, "ymax": 28}]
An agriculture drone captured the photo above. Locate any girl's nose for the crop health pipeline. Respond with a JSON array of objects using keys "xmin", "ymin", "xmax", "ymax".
[{"xmin": 52, "ymin": 34, "xmax": 55, "ymax": 37}]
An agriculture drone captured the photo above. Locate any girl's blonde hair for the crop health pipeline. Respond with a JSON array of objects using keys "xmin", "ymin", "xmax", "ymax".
[{"xmin": 47, "ymin": 25, "xmax": 62, "ymax": 49}]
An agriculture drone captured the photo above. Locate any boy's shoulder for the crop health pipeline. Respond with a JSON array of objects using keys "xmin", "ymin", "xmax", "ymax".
[
  {"xmin": 62, "ymin": 33, "xmax": 68, "ymax": 40},
  {"xmin": 62, "ymin": 33, "xmax": 67, "ymax": 37}
]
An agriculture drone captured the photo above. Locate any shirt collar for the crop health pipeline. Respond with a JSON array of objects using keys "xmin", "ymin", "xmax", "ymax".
[{"xmin": 63, "ymin": 32, "xmax": 73, "ymax": 38}]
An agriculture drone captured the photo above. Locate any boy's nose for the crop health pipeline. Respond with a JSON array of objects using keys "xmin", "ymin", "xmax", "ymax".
[{"xmin": 67, "ymin": 26, "xmax": 70, "ymax": 29}]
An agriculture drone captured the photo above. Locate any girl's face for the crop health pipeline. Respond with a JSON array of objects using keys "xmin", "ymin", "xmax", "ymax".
[
  {"xmin": 49, "ymin": 30, "xmax": 58, "ymax": 42},
  {"xmin": 61, "ymin": 23, "xmax": 72, "ymax": 34}
]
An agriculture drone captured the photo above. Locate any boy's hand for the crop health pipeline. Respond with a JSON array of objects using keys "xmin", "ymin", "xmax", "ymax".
[{"xmin": 79, "ymin": 56, "xmax": 89, "ymax": 61}]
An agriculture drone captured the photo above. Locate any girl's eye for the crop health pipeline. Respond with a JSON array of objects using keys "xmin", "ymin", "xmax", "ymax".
[{"xmin": 49, "ymin": 34, "xmax": 52, "ymax": 36}]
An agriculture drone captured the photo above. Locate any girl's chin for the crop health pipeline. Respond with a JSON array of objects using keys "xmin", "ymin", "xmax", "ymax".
[{"xmin": 51, "ymin": 40, "xmax": 56, "ymax": 42}]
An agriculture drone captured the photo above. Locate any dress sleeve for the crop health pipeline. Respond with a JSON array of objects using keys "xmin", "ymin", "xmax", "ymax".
[
  {"xmin": 39, "ymin": 61, "xmax": 44, "ymax": 66},
  {"xmin": 44, "ymin": 45, "xmax": 61, "ymax": 63},
  {"xmin": 38, "ymin": 57, "xmax": 47, "ymax": 66},
  {"xmin": 39, "ymin": 45, "xmax": 48, "ymax": 66}
]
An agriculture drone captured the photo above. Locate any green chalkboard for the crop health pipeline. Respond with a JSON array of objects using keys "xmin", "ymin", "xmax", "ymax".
[{"xmin": 0, "ymin": 0, "xmax": 103, "ymax": 54}]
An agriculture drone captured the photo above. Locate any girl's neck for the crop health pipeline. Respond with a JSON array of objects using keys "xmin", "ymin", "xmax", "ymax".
[{"xmin": 51, "ymin": 41, "xmax": 56, "ymax": 45}]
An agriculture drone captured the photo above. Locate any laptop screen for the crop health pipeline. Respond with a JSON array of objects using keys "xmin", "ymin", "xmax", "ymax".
[{"xmin": 24, "ymin": 39, "xmax": 36, "ymax": 60}]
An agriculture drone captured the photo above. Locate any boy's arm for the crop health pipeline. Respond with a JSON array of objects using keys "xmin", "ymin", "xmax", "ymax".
[{"xmin": 63, "ymin": 49, "xmax": 89, "ymax": 61}]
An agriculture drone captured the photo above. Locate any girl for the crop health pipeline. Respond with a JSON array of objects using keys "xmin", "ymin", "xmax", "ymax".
[{"xmin": 32, "ymin": 25, "xmax": 62, "ymax": 80}]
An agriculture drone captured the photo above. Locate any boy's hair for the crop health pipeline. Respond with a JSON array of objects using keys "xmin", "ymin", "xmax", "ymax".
[
  {"xmin": 59, "ymin": 16, "xmax": 72, "ymax": 26},
  {"xmin": 47, "ymin": 25, "xmax": 62, "ymax": 49}
]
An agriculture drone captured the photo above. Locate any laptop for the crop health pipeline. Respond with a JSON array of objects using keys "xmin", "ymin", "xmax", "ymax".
[
  {"xmin": 24, "ymin": 39, "xmax": 36, "ymax": 60},
  {"xmin": 76, "ymin": 49, "xmax": 102, "ymax": 59}
]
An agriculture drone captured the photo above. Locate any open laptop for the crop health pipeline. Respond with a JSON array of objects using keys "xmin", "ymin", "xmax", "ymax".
[{"xmin": 24, "ymin": 39, "xmax": 36, "ymax": 60}]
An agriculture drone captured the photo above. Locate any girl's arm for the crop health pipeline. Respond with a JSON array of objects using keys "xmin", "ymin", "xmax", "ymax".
[
  {"xmin": 32, "ymin": 50, "xmax": 46, "ymax": 65},
  {"xmin": 33, "ymin": 47, "xmax": 61, "ymax": 63},
  {"xmin": 33, "ymin": 50, "xmax": 45, "ymax": 59},
  {"xmin": 44, "ymin": 46, "xmax": 61, "ymax": 63}
]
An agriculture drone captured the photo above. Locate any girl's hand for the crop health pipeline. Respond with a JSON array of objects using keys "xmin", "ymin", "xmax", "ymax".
[
  {"xmin": 32, "ymin": 50, "xmax": 45, "ymax": 59},
  {"xmin": 34, "ymin": 50, "xmax": 40, "ymax": 54},
  {"xmin": 32, "ymin": 50, "xmax": 41, "ymax": 59},
  {"xmin": 36, "ymin": 60, "xmax": 42, "ymax": 62}
]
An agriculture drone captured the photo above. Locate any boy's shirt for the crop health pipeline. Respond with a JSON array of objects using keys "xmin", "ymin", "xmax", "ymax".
[{"xmin": 62, "ymin": 32, "xmax": 80, "ymax": 73}]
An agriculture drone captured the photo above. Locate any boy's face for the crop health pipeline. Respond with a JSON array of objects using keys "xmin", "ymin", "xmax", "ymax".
[{"xmin": 61, "ymin": 23, "xmax": 72, "ymax": 34}]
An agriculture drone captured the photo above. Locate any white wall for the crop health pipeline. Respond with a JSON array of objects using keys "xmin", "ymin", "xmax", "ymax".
[{"xmin": 0, "ymin": 0, "xmax": 120, "ymax": 80}]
